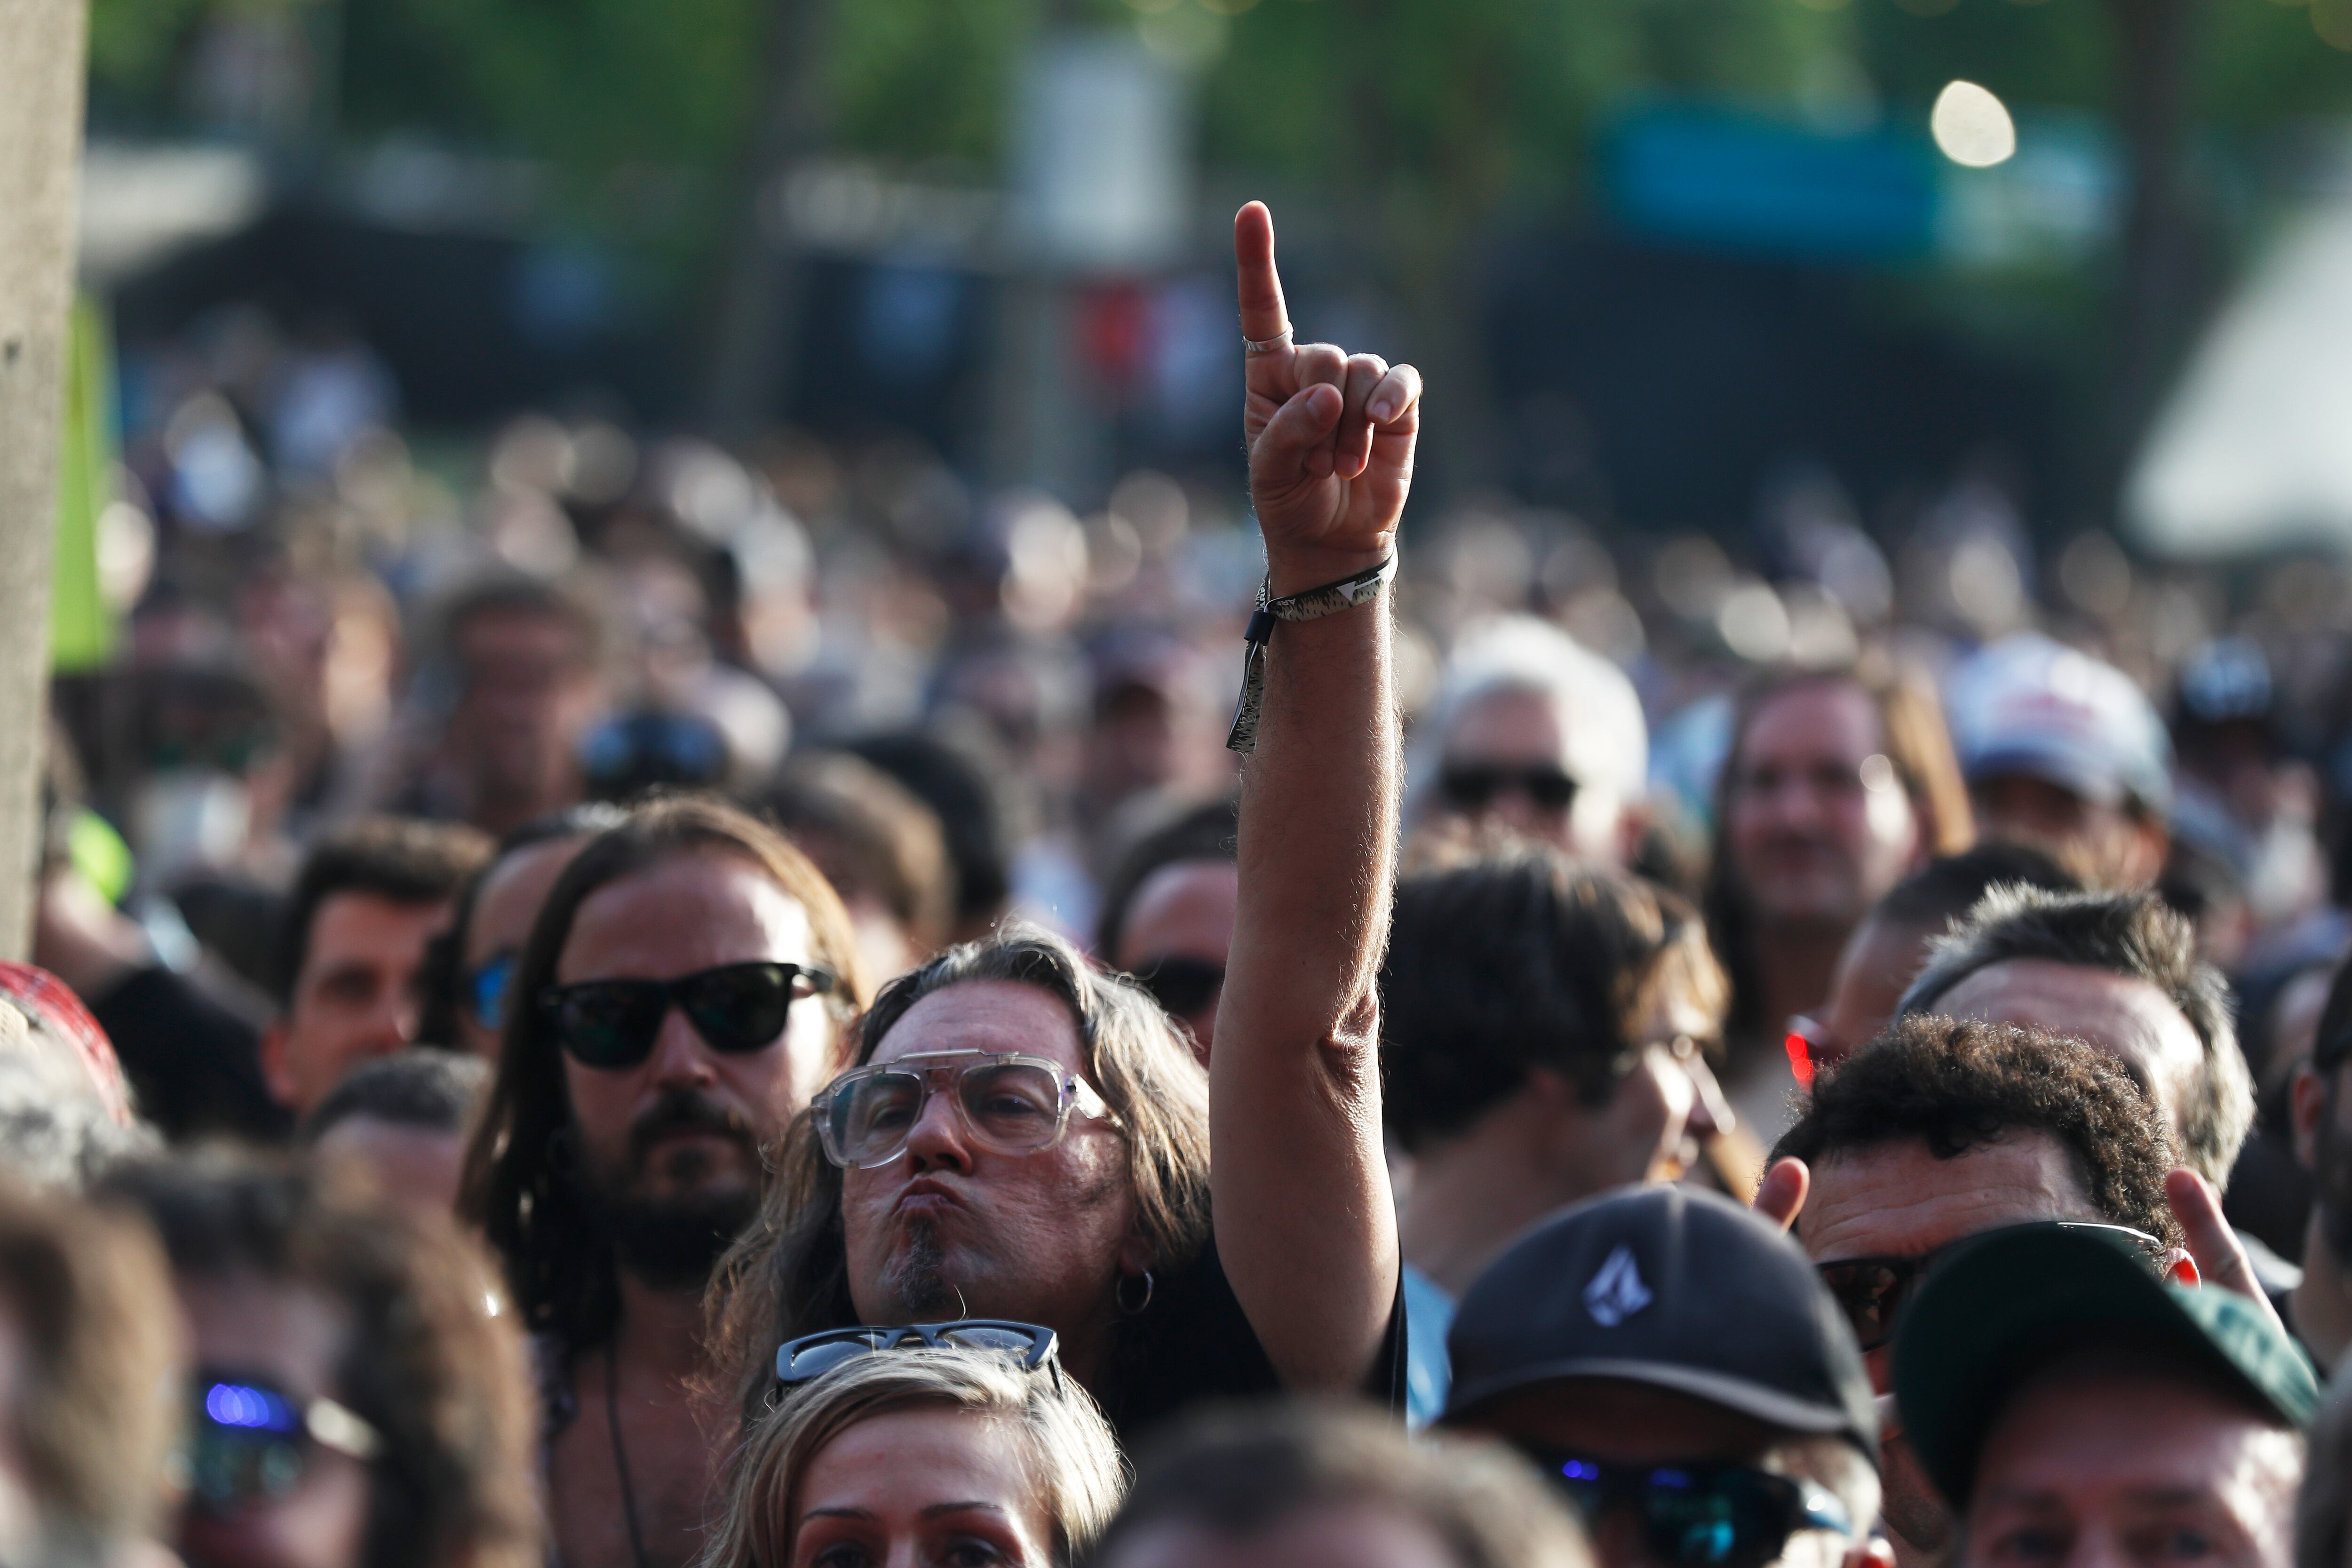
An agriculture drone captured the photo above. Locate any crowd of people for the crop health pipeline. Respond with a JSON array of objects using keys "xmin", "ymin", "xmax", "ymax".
[{"xmin": 7, "ymin": 198, "xmax": 2352, "ymax": 1568}]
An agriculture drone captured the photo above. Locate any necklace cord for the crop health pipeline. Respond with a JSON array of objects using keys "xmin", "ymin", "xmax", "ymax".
[{"xmin": 605, "ymin": 1340, "xmax": 655, "ymax": 1568}]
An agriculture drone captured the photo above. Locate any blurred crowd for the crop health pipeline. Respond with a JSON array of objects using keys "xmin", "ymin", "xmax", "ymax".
[{"xmin": 7, "ymin": 278, "xmax": 2352, "ymax": 1568}]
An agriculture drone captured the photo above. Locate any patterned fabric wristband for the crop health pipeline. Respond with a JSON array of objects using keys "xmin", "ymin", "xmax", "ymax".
[{"xmin": 1224, "ymin": 552, "xmax": 1398, "ymax": 754}]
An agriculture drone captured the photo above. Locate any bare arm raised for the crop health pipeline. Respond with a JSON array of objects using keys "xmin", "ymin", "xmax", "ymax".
[{"xmin": 1211, "ymin": 200, "xmax": 1421, "ymax": 1394}]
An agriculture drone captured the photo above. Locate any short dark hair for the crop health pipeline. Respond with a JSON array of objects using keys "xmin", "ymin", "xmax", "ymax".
[
  {"xmin": 100, "ymin": 1153, "xmax": 540, "ymax": 1568},
  {"xmin": 841, "ymin": 728, "xmax": 1017, "ymax": 935},
  {"xmin": 1772, "ymin": 1012, "xmax": 2182, "ymax": 1246},
  {"xmin": 460, "ymin": 794, "xmax": 866, "ymax": 1354},
  {"xmin": 0, "ymin": 1179, "xmax": 177, "ymax": 1560},
  {"xmin": 1872, "ymin": 843, "xmax": 2080, "ymax": 932},
  {"xmin": 1096, "ymin": 797, "xmax": 1238, "ymax": 962},
  {"xmin": 1089, "ymin": 1402, "xmax": 1587, "ymax": 1568},
  {"xmin": 302, "ymin": 1048, "xmax": 490, "ymax": 1142},
  {"xmin": 755, "ymin": 752, "xmax": 955, "ymax": 953},
  {"xmin": 1381, "ymin": 847, "xmax": 1726, "ymax": 1154},
  {"xmin": 1898, "ymin": 885, "xmax": 2251, "ymax": 1187},
  {"xmin": 278, "ymin": 818, "xmax": 493, "ymax": 1004}
]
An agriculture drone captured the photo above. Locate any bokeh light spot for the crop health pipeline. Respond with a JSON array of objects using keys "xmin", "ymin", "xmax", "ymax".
[{"xmin": 1931, "ymin": 80, "xmax": 2017, "ymax": 168}]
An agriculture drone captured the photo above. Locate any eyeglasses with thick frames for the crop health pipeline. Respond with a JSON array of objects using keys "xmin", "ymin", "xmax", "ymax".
[
  {"xmin": 810, "ymin": 1050, "xmax": 1122, "ymax": 1170},
  {"xmin": 538, "ymin": 961, "xmax": 835, "ymax": 1071},
  {"xmin": 1817, "ymin": 1220, "xmax": 2168, "ymax": 1351}
]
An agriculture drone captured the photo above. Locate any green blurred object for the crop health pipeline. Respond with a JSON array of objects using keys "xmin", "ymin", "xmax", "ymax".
[
  {"xmin": 68, "ymin": 808, "xmax": 135, "ymax": 908},
  {"xmin": 50, "ymin": 297, "xmax": 116, "ymax": 673}
]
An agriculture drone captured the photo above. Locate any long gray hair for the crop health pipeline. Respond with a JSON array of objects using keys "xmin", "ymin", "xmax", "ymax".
[{"xmin": 707, "ymin": 923, "xmax": 1212, "ymax": 1417}]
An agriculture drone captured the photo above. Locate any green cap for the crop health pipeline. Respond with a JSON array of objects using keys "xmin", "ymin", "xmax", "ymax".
[{"xmin": 1892, "ymin": 1222, "xmax": 2318, "ymax": 1511}]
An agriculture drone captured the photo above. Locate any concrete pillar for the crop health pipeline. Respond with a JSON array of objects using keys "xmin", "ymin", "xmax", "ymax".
[{"xmin": 0, "ymin": 0, "xmax": 91, "ymax": 957}]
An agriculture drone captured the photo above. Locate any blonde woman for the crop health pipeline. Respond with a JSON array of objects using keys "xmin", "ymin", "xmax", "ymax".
[{"xmin": 702, "ymin": 1328, "xmax": 1124, "ymax": 1568}]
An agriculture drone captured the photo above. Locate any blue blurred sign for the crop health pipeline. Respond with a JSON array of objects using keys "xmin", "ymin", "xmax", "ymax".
[{"xmin": 1604, "ymin": 102, "xmax": 1939, "ymax": 263}]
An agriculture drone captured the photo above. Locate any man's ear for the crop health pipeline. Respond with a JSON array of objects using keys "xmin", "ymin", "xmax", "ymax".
[
  {"xmin": 259, "ymin": 1019, "xmax": 298, "ymax": 1110},
  {"xmin": 2292, "ymin": 1064, "xmax": 2328, "ymax": 1173},
  {"xmin": 1116, "ymin": 1229, "xmax": 1154, "ymax": 1281}
]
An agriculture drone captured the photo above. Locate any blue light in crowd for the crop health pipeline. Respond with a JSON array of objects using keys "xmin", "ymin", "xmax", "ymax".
[
  {"xmin": 205, "ymin": 1383, "xmax": 293, "ymax": 1431},
  {"xmin": 1561, "ymin": 1460, "xmax": 1599, "ymax": 1480}
]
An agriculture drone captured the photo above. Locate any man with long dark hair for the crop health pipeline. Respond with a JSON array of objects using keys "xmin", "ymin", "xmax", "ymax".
[{"xmin": 460, "ymin": 796, "xmax": 866, "ymax": 1568}]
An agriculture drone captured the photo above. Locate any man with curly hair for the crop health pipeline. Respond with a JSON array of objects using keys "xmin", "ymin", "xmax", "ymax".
[{"xmin": 1761, "ymin": 1014, "xmax": 2203, "ymax": 1568}]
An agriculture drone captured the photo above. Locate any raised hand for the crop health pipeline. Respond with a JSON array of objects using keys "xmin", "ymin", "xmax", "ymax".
[
  {"xmin": 2163, "ymin": 1167, "xmax": 2288, "ymax": 1332},
  {"xmin": 1235, "ymin": 201, "xmax": 1422, "ymax": 595}
]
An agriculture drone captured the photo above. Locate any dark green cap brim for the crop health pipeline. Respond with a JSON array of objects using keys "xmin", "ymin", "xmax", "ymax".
[{"xmin": 1892, "ymin": 1224, "xmax": 2318, "ymax": 1511}]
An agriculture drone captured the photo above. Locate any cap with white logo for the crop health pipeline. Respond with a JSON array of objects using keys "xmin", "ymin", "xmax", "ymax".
[
  {"xmin": 1439, "ymin": 1185, "xmax": 1878, "ymax": 1460},
  {"xmin": 1945, "ymin": 632, "xmax": 2173, "ymax": 819}
]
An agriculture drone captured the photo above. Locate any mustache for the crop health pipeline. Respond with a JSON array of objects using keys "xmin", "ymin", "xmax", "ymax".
[{"xmin": 625, "ymin": 1087, "xmax": 757, "ymax": 1165}]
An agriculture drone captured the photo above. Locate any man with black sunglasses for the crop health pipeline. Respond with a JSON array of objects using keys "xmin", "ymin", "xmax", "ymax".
[
  {"xmin": 1406, "ymin": 616, "xmax": 1649, "ymax": 868},
  {"xmin": 460, "ymin": 796, "xmax": 867, "ymax": 1568},
  {"xmin": 1097, "ymin": 798, "xmax": 1238, "ymax": 1063},
  {"xmin": 1761, "ymin": 1013, "xmax": 2235, "ymax": 1568},
  {"xmin": 1442, "ymin": 1186, "xmax": 1885, "ymax": 1568}
]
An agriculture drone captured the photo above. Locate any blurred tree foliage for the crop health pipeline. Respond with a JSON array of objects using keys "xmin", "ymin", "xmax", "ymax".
[{"xmin": 84, "ymin": 0, "xmax": 2352, "ymax": 198}]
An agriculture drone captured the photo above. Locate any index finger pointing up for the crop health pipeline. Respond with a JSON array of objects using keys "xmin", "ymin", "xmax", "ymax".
[{"xmin": 1234, "ymin": 201, "xmax": 1290, "ymax": 344}]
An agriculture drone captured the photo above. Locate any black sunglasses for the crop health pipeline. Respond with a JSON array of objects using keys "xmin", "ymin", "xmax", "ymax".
[
  {"xmin": 1440, "ymin": 762, "xmax": 1578, "ymax": 813},
  {"xmin": 1817, "ymin": 1220, "xmax": 2167, "ymax": 1352},
  {"xmin": 770, "ymin": 1321, "xmax": 1061, "ymax": 1404},
  {"xmin": 1522, "ymin": 1450, "xmax": 1851, "ymax": 1568},
  {"xmin": 187, "ymin": 1370, "xmax": 382, "ymax": 1515},
  {"xmin": 539, "ymin": 961, "xmax": 834, "ymax": 1071},
  {"xmin": 1133, "ymin": 955, "xmax": 1225, "ymax": 1018}
]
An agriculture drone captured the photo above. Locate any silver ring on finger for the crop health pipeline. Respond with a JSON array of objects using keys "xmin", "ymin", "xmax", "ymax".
[{"xmin": 1243, "ymin": 328, "xmax": 1293, "ymax": 357}]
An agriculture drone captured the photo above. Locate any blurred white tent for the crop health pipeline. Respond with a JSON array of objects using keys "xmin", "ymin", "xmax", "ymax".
[{"xmin": 2128, "ymin": 200, "xmax": 2352, "ymax": 557}]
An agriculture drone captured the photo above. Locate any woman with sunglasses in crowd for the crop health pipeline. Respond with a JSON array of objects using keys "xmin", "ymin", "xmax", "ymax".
[
  {"xmin": 703, "ymin": 1328, "xmax": 1122, "ymax": 1568},
  {"xmin": 102, "ymin": 1151, "xmax": 540, "ymax": 1568},
  {"xmin": 712, "ymin": 201, "xmax": 1423, "ymax": 1450}
]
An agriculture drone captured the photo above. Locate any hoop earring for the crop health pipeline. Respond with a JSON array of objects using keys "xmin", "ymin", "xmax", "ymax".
[{"xmin": 1116, "ymin": 1269, "xmax": 1155, "ymax": 1316}]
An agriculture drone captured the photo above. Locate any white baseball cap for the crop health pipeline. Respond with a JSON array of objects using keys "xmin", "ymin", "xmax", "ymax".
[{"xmin": 1946, "ymin": 632, "xmax": 2173, "ymax": 818}]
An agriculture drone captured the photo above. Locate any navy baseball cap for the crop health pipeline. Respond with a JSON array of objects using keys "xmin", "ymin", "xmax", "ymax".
[{"xmin": 1441, "ymin": 1186, "xmax": 1878, "ymax": 1459}]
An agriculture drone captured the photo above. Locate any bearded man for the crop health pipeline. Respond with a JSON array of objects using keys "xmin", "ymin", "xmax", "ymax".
[{"xmin": 462, "ymin": 796, "xmax": 865, "ymax": 1568}]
